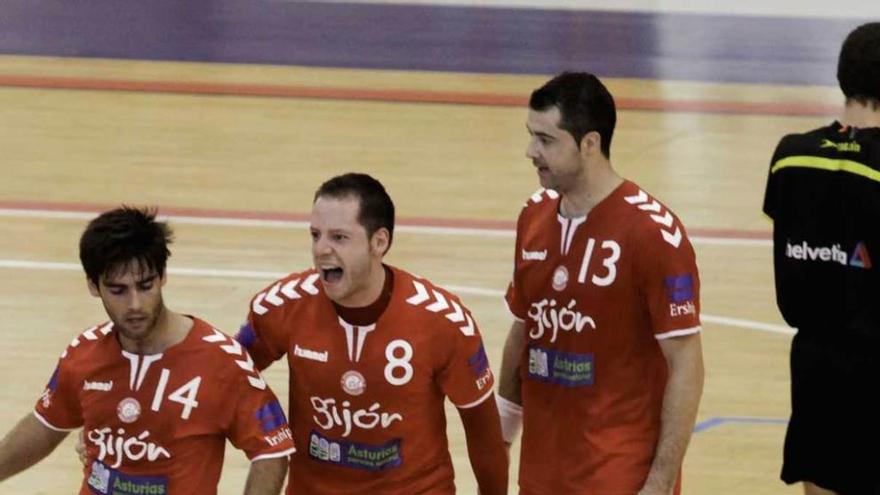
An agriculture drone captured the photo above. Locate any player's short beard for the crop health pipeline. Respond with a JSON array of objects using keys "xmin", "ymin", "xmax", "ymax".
[{"xmin": 113, "ymin": 296, "xmax": 165, "ymax": 343}]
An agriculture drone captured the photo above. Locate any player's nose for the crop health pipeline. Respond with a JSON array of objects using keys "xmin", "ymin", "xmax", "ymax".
[
  {"xmin": 525, "ymin": 138, "xmax": 539, "ymax": 160},
  {"xmin": 312, "ymin": 236, "xmax": 333, "ymax": 256},
  {"xmin": 128, "ymin": 290, "xmax": 143, "ymax": 311}
]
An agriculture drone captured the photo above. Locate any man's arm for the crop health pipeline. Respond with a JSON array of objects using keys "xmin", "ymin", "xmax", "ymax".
[
  {"xmin": 497, "ymin": 320, "xmax": 525, "ymax": 405},
  {"xmin": 0, "ymin": 413, "xmax": 70, "ymax": 482},
  {"xmin": 496, "ymin": 319, "xmax": 525, "ymax": 448},
  {"xmin": 458, "ymin": 397, "xmax": 508, "ymax": 495},
  {"xmin": 243, "ymin": 457, "xmax": 288, "ymax": 495},
  {"xmin": 639, "ymin": 333, "xmax": 704, "ymax": 495}
]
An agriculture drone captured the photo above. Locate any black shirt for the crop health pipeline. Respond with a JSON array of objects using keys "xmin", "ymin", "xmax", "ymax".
[{"xmin": 763, "ymin": 121, "xmax": 880, "ymax": 342}]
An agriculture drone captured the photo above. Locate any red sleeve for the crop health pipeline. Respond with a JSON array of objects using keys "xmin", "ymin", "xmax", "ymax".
[
  {"xmin": 226, "ymin": 370, "xmax": 296, "ymax": 461},
  {"xmin": 236, "ymin": 316, "xmax": 287, "ymax": 372},
  {"xmin": 437, "ymin": 301, "xmax": 496, "ymax": 408},
  {"xmin": 504, "ymin": 208, "xmax": 528, "ymax": 321},
  {"xmin": 633, "ymin": 218, "xmax": 702, "ymax": 339},
  {"xmin": 235, "ymin": 278, "xmax": 302, "ymax": 371},
  {"xmin": 33, "ymin": 353, "xmax": 83, "ymax": 431}
]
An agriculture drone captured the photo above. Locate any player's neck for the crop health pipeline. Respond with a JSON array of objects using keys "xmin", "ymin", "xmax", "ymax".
[
  {"xmin": 841, "ymin": 100, "xmax": 880, "ymax": 129},
  {"xmin": 339, "ymin": 262, "xmax": 387, "ymax": 309},
  {"xmin": 559, "ymin": 160, "xmax": 623, "ymax": 218},
  {"xmin": 119, "ymin": 309, "xmax": 193, "ymax": 355}
]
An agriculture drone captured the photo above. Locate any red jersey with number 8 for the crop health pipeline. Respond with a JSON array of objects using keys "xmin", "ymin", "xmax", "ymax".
[{"xmin": 239, "ymin": 265, "xmax": 495, "ymax": 494}]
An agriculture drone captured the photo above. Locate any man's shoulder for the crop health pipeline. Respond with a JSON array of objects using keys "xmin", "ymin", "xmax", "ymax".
[
  {"xmin": 518, "ymin": 188, "xmax": 559, "ymax": 218},
  {"xmin": 187, "ymin": 320, "xmax": 269, "ymax": 391},
  {"xmin": 772, "ymin": 123, "xmax": 856, "ymax": 160},
  {"xmin": 249, "ymin": 268, "xmax": 323, "ymax": 318},
  {"xmin": 391, "ymin": 267, "xmax": 478, "ymax": 337},
  {"xmin": 59, "ymin": 321, "xmax": 117, "ymax": 364},
  {"xmin": 612, "ymin": 182, "xmax": 691, "ymax": 251}
]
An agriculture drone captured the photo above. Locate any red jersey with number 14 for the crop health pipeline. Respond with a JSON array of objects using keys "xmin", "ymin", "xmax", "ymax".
[{"xmin": 34, "ymin": 317, "xmax": 295, "ymax": 495}]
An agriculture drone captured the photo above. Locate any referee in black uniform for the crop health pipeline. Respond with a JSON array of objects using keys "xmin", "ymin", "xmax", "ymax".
[{"xmin": 763, "ymin": 23, "xmax": 880, "ymax": 495}]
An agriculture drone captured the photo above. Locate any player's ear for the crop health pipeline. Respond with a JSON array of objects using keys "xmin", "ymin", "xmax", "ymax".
[
  {"xmin": 579, "ymin": 131, "xmax": 602, "ymax": 158},
  {"xmin": 371, "ymin": 228, "xmax": 390, "ymax": 257},
  {"xmin": 87, "ymin": 277, "xmax": 101, "ymax": 297}
]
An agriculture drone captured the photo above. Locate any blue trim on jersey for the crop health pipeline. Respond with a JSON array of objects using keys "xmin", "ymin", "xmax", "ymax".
[{"xmin": 236, "ymin": 322, "xmax": 257, "ymax": 349}]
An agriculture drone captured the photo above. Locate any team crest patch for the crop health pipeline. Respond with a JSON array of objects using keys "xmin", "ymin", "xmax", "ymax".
[
  {"xmin": 116, "ymin": 398, "xmax": 141, "ymax": 424},
  {"xmin": 341, "ymin": 370, "xmax": 366, "ymax": 396},
  {"xmin": 552, "ymin": 266, "xmax": 569, "ymax": 292}
]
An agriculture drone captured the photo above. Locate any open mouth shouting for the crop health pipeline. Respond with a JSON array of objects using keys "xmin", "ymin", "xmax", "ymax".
[{"xmin": 320, "ymin": 265, "xmax": 344, "ymax": 285}]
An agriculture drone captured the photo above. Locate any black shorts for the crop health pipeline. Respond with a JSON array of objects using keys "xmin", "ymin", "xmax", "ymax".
[{"xmin": 782, "ymin": 332, "xmax": 880, "ymax": 495}]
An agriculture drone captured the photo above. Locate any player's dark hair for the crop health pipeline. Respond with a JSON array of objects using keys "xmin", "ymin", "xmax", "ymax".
[
  {"xmin": 838, "ymin": 22, "xmax": 880, "ymax": 109},
  {"xmin": 529, "ymin": 72, "xmax": 617, "ymax": 158},
  {"xmin": 79, "ymin": 207, "xmax": 173, "ymax": 286},
  {"xmin": 314, "ymin": 173, "xmax": 395, "ymax": 252}
]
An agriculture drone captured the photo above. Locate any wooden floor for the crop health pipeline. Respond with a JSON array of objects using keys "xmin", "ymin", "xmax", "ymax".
[{"xmin": 0, "ymin": 54, "xmax": 841, "ymax": 494}]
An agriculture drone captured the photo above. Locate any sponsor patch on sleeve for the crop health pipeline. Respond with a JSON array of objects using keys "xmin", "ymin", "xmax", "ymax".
[
  {"xmin": 256, "ymin": 400, "xmax": 289, "ymax": 434},
  {"xmin": 308, "ymin": 430, "xmax": 402, "ymax": 472},
  {"xmin": 664, "ymin": 274, "xmax": 694, "ymax": 303},
  {"xmin": 46, "ymin": 366, "xmax": 60, "ymax": 392},
  {"xmin": 87, "ymin": 460, "xmax": 168, "ymax": 495},
  {"xmin": 467, "ymin": 344, "xmax": 493, "ymax": 390},
  {"xmin": 527, "ymin": 346, "xmax": 594, "ymax": 387}
]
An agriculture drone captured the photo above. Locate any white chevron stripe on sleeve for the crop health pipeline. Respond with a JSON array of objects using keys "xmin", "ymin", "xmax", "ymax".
[
  {"xmin": 202, "ymin": 329, "xmax": 227, "ymax": 343},
  {"xmin": 426, "ymin": 290, "xmax": 450, "ymax": 312},
  {"xmin": 406, "ymin": 281, "xmax": 430, "ymax": 305},
  {"xmin": 252, "ymin": 292, "xmax": 269, "ymax": 315},
  {"xmin": 281, "ymin": 279, "xmax": 301, "ymax": 299},
  {"xmin": 220, "ymin": 338, "xmax": 243, "ymax": 356},
  {"xmin": 637, "ymin": 200, "xmax": 662, "ymax": 213},
  {"xmin": 445, "ymin": 300, "xmax": 466, "ymax": 323},
  {"xmin": 235, "ymin": 352, "xmax": 256, "ymax": 373},
  {"xmin": 650, "ymin": 211, "xmax": 674, "ymax": 227},
  {"xmin": 623, "ymin": 189, "xmax": 648, "ymax": 204},
  {"xmin": 459, "ymin": 314, "xmax": 476, "ymax": 336},
  {"xmin": 264, "ymin": 282, "xmax": 284, "ymax": 307},
  {"xmin": 300, "ymin": 273, "xmax": 319, "ymax": 295},
  {"xmin": 247, "ymin": 375, "xmax": 267, "ymax": 390},
  {"xmin": 662, "ymin": 227, "xmax": 683, "ymax": 248}
]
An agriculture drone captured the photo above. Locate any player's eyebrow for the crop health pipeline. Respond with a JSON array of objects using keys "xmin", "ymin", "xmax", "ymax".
[
  {"xmin": 526, "ymin": 125, "xmax": 555, "ymax": 140},
  {"xmin": 136, "ymin": 274, "xmax": 158, "ymax": 285}
]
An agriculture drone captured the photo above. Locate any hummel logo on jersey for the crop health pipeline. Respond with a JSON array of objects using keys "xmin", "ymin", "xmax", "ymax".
[
  {"xmin": 83, "ymin": 380, "xmax": 113, "ymax": 392},
  {"xmin": 294, "ymin": 344, "xmax": 329, "ymax": 363},
  {"xmin": 820, "ymin": 139, "xmax": 861, "ymax": 153},
  {"xmin": 522, "ymin": 249, "xmax": 548, "ymax": 261},
  {"xmin": 785, "ymin": 240, "xmax": 872, "ymax": 269}
]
